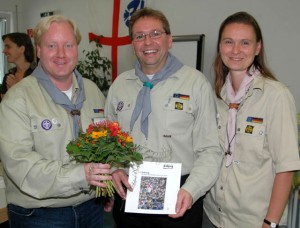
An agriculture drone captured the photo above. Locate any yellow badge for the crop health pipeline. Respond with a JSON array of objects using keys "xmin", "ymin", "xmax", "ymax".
[
  {"xmin": 245, "ymin": 125, "xmax": 254, "ymax": 134},
  {"xmin": 175, "ymin": 102, "xmax": 183, "ymax": 110}
]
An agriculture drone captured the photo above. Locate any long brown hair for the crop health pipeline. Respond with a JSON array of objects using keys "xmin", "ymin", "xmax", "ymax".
[{"xmin": 214, "ymin": 11, "xmax": 277, "ymax": 98}]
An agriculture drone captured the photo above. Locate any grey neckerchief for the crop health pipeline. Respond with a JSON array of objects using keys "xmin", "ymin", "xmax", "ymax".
[
  {"xmin": 130, "ymin": 53, "xmax": 183, "ymax": 139},
  {"xmin": 32, "ymin": 63, "xmax": 86, "ymax": 139}
]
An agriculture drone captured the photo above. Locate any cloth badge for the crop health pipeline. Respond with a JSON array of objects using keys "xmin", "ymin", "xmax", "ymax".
[
  {"xmin": 246, "ymin": 116, "xmax": 263, "ymax": 124},
  {"xmin": 173, "ymin": 93, "xmax": 190, "ymax": 100},
  {"xmin": 175, "ymin": 102, "xmax": 183, "ymax": 110},
  {"xmin": 93, "ymin": 108, "xmax": 104, "ymax": 113},
  {"xmin": 245, "ymin": 125, "xmax": 254, "ymax": 134},
  {"xmin": 41, "ymin": 119, "xmax": 52, "ymax": 130},
  {"xmin": 117, "ymin": 101, "xmax": 124, "ymax": 111}
]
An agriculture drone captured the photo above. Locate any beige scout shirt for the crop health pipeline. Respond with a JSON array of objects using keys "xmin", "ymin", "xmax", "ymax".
[
  {"xmin": 0, "ymin": 74, "xmax": 105, "ymax": 208},
  {"xmin": 105, "ymin": 65, "xmax": 223, "ymax": 202},
  {"xmin": 204, "ymin": 75, "xmax": 300, "ymax": 227}
]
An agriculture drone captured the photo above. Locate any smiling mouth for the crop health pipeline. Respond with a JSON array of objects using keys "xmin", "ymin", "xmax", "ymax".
[
  {"xmin": 143, "ymin": 50, "xmax": 157, "ymax": 54},
  {"xmin": 54, "ymin": 60, "xmax": 67, "ymax": 65},
  {"xmin": 230, "ymin": 57, "xmax": 243, "ymax": 61}
]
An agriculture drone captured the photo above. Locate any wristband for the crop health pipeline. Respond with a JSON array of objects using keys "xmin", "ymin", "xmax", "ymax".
[{"xmin": 264, "ymin": 218, "xmax": 279, "ymax": 228}]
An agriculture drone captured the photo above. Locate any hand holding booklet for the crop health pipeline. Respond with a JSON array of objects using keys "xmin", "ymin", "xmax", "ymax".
[{"xmin": 125, "ymin": 161, "xmax": 181, "ymax": 214}]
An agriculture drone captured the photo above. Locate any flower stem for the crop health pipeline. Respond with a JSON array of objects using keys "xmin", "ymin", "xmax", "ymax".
[{"xmin": 95, "ymin": 180, "xmax": 115, "ymax": 198}]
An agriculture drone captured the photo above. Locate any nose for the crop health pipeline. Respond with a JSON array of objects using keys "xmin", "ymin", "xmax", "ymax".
[
  {"xmin": 232, "ymin": 43, "xmax": 240, "ymax": 54},
  {"xmin": 57, "ymin": 45, "xmax": 66, "ymax": 57},
  {"xmin": 144, "ymin": 34, "xmax": 153, "ymax": 45}
]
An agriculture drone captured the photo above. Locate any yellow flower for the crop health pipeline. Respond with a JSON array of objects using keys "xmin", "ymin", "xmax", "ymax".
[
  {"xmin": 91, "ymin": 130, "xmax": 107, "ymax": 139},
  {"xmin": 125, "ymin": 136, "xmax": 133, "ymax": 143}
]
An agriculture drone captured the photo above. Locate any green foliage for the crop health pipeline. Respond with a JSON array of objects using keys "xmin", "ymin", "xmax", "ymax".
[
  {"xmin": 66, "ymin": 133, "xmax": 143, "ymax": 168},
  {"xmin": 76, "ymin": 40, "xmax": 112, "ymax": 94}
]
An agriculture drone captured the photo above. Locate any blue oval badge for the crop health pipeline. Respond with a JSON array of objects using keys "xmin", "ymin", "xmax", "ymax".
[{"xmin": 41, "ymin": 119, "xmax": 52, "ymax": 130}]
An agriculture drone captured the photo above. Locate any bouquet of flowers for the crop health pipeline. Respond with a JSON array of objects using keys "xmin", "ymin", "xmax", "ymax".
[{"xmin": 66, "ymin": 120, "xmax": 143, "ymax": 197}]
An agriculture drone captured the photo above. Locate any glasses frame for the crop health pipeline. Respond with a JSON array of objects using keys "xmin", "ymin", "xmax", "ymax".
[{"xmin": 132, "ymin": 30, "xmax": 167, "ymax": 42}]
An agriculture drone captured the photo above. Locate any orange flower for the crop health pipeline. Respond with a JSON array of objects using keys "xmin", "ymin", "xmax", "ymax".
[{"xmin": 109, "ymin": 122, "xmax": 120, "ymax": 136}]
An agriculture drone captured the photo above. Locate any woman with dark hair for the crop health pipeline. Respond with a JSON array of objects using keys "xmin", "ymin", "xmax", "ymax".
[
  {"xmin": 203, "ymin": 12, "xmax": 300, "ymax": 228},
  {"xmin": 0, "ymin": 32, "xmax": 36, "ymax": 100}
]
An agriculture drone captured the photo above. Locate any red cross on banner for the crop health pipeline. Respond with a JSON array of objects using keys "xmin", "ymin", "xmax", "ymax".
[{"xmin": 89, "ymin": 0, "xmax": 144, "ymax": 81}]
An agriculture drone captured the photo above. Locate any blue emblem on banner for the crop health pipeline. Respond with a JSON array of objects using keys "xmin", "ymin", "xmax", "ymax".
[
  {"xmin": 124, "ymin": 0, "xmax": 145, "ymax": 27},
  {"xmin": 41, "ymin": 119, "xmax": 52, "ymax": 130}
]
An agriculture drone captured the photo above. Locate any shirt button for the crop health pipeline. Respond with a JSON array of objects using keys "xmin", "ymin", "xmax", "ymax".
[
  {"xmin": 218, "ymin": 126, "xmax": 221, "ymax": 129},
  {"xmin": 218, "ymin": 207, "xmax": 222, "ymax": 212},
  {"xmin": 237, "ymin": 128, "xmax": 240, "ymax": 131},
  {"xmin": 220, "ymin": 186, "xmax": 223, "ymax": 190}
]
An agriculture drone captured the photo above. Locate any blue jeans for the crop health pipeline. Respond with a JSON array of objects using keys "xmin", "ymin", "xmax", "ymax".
[{"xmin": 7, "ymin": 198, "xmax": 104, "ymax": 228}]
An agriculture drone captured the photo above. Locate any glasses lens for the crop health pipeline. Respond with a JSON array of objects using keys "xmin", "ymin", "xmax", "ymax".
[
  {"xmin": 151, "ymin": 31, "xmax": 162, "ymax": 39},
  {"xmin": 134, "ymin": 33, "xmax": 144, "ymax": 41}
]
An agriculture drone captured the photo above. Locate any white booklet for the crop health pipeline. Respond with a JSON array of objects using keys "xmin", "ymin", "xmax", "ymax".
[{"xmin": 125, "ymin": 161, "xmax": 182, "ymax": 214}]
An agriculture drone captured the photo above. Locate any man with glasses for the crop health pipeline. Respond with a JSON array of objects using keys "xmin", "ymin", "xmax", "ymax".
[{"xmin": 105, "ymin": 7, "xmax": 222, "ymax": 228}]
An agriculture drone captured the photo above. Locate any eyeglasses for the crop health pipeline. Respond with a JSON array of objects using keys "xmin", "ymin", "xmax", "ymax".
[{"xmin": 132, "ymin": 30, "xmax": 166, "ymax": 42}]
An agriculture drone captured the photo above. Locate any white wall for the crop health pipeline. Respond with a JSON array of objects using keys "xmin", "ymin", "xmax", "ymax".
[{"xmin": 1, "ymin": 0, "xmax": 300, "ymax": 111}]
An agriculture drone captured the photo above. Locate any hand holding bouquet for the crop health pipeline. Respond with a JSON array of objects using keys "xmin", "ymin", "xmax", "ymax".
[{"xmin": 67, "ymin": 120, "xmax": 143, "ymax": 197}]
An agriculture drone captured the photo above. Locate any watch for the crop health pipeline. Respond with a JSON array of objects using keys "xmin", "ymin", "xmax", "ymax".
[{"xmin": 264, "ymin": 219, "xmax": 279, "ymax": 228}]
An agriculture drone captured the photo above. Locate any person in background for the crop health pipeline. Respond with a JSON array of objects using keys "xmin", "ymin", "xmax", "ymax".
[
  {"xmin": 0, "ymin": 32, "xmax": 36, "ymax": 101},
  {"xmin": 105, "ymin": 7, "xmax": 222, "ymax": 228},
  {"xmin": 0, "ymin": 15, "xmax": 111, "ymax": 228},
  {"xmin": 203, "ymin": 11, "xmax": 300, "ymax": 228}
]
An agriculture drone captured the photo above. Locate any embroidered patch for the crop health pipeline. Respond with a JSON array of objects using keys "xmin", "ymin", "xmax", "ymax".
[
  {"xmin": 41, "ymin": 119, "xmax": 52, "ymax": 130},
  {"xmin": 246, "ymin": 116, "xmax": 263, "ymax": 124},
  {"xmin": 173, "ymin": 93, "xmax": 190, "ymax": 100},
  {"xmin": 93, "ymin": 108, "xmax": 104, "ymax": 113},
  {"xmin": 245, "ymin": 125, "xmax": 254, "ymax": 134},
  {"xmin": 175, "ymin": 102, "xmax": 183, "ymax": 110},
  {"xmin": 117, "ymin": 101, "xmax": 124, "ymax": 111}
]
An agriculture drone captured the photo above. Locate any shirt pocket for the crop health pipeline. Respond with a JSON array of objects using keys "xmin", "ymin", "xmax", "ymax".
[
  {"xmin": 163, "ymin": 97, "xmax": 195, "ymax": 135},
  {"xmin": 30, "ymin": 116, "xmax": 66, "ymax": 159},
  {"xmin": 234, "ymin": 121, "xmax": 266, "ymax": 164},
  {"xmin": 113, "ymin": 99, "xmax": 134, "ymax": 130},
  {"xmin": 91, "ymin": 112, "xmax": 105, "ymax": 124}
]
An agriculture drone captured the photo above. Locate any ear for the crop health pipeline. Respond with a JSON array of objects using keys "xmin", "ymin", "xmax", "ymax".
[
  {"xmin": 19, "ymin": 45, "xmax": 25, "ymax": 53},
  {"xmin": 36, "ymin": 45, "xmax": 41, "ymax": 58},
  {"xmin": 131, "ymin": 43, "xmax": 135, "ymax": 55},
  {"xmin": 168, "ymin": 34, "xmax": 172, "ymax": 49},
  {"xmin": 255, "ymin": 41, "xmax": 262, "ymax": 55}
]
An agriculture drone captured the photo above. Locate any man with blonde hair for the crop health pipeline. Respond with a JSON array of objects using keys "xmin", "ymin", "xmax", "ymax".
[{"xmin": 0, "ymin": 15, "xmax": 111, "ymax": 227}]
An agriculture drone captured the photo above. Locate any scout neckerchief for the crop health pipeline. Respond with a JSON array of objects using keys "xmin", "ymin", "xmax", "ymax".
[
  {"xmin": 225, "ymin": 66, "xmax": 259, "ymax": 167},
  {"xmin": 32, "ymin": 63, "xmax": 86, "ymax": 139},
  {"xmin": 130, "ymin": 53, "xmax": 183, "ymax": 139}
]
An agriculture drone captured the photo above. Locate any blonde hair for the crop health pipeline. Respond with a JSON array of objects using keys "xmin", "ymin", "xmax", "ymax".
[{"xmin": 33, "ymin": 15, "xmax": 81, "ymax": 46}]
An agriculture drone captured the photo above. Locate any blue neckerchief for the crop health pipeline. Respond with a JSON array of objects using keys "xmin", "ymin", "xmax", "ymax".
[
  {"xmin": 130, "ymin": 53, "xmax": 183, "ymax": 138},
  {"xmin": 32, "ymin": 63, "xmax": 86, "ymax": 139}
]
